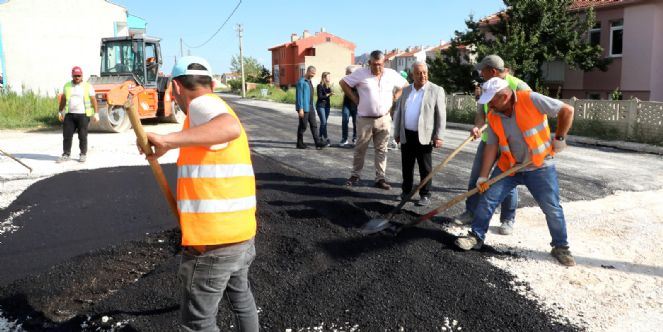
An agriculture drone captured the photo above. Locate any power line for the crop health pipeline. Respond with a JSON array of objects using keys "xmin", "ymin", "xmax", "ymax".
[{"xmin": 183, "ymin": 0, "xmax": 242, "ymax": 49}]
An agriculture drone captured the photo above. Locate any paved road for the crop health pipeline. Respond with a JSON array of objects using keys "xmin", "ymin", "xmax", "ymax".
[{"xmin": 225, "ymin": 93, "xmax": 663, "ymax": 218}]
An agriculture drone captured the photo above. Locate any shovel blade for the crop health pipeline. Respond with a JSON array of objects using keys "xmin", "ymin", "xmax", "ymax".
[{"xmin": 360, "ymin": 218, "xmax": 392, "ymax": 235}]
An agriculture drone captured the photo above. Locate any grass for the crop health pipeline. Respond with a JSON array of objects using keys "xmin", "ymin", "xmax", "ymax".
[
  {"xmin": 0, "ymin": 88, "xmax": 59, "ymax": 129},
  {"xmin": 245, "ymin": 84, "xmax": 344, "ymax": 108}
]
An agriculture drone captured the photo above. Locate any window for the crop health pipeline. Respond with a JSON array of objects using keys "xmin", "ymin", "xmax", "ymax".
[
  {"xmin": 610, "ymin": 19, "xmax": 623, "ymax": 57},
  {"xmin": 587, "ymin": 92, "xmax": 602, "ymax": 100},
  {"xmin": 589, "ymin": 22, "xmax": 601, "ymax": 47}
]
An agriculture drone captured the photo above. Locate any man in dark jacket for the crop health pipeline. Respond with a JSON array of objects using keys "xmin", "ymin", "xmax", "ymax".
[{"xmin": 296, "ymin": 66, "xmax": 325, "ymax": 149}]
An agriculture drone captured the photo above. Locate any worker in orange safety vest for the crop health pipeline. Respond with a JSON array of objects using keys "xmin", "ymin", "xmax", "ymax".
[
  {"xmin": 454, "ymin": 77, "xmax": 577, "ymax": 267},
  {"xmin": 142, "ymin": 56, "xmax": 259, "ymax": 331}
]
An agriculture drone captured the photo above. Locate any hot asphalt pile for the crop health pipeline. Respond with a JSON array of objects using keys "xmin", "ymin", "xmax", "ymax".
[{"xmin": 0, "ymin": 153, "xmax": 580, "ymax": 331}]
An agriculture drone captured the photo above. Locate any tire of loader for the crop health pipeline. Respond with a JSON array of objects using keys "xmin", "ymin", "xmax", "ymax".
[
  {"xmin": 159, "ymin": 101, "xmax": 185, "ymax": 124},
  {"xmin": 89, "ymin": 105, "xmax": 132, "ymax": 132}
]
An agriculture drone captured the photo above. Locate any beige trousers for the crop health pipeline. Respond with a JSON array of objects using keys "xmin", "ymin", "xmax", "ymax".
[{"xmin": 351, "ymin": 115, "xmax": 391, "ymax": 181}]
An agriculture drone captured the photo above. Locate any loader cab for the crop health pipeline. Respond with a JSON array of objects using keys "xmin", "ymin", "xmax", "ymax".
[{"xmin": 99, "ymin": 36, "xmax": 162, "ymax": 87}]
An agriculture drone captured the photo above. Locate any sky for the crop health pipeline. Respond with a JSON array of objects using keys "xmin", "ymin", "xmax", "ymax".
[{"xmin": 111, "ymin": 0, "xmax": 506, "ymax": 74}]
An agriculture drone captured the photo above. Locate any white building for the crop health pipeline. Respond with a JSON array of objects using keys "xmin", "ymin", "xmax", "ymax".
[
  {"xmin": 0, "ymin": 0, "xmax": 146, "ymax": 96},
  {"xmin": 393, "ymin": 47, "xmax": 429, "ymax": 73}
]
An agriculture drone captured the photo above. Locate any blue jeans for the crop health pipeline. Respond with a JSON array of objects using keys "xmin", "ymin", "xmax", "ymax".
[
  {"xmin": 341, "ymin": 103, "xmax": 357, "ymax": 142},
  {"xmin": 471, "ymin": 165, "xmax": 569, "ymax": 247},
  {"xmin": 178, "ymin": 238, "xmax": 258, "ymax": 332},
  {"xmin": 466, "ymin": 140, "xmax": 518, "ymax": 222},
  {"xmin": 316, "ymin": 103, "xmax": 330, "ymax": 140}
]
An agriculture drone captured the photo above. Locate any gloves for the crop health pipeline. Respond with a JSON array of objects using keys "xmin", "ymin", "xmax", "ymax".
[
  {"xmin": 476, "ymin": 176, "xmax": 490, "ymax": 193},
  {"xmin": 553, "ymin": 138, "xmax": 567, "ymax": 153},
  {"xmin": 58, "ymin": 111, "xmax": 64, "ymax": 122}
]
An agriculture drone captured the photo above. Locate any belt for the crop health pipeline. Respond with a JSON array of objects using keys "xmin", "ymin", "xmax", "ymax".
[
  {"xmin": 184, "ymin": 239, "xmax": 250, "ymax": 255},
  {"xmin": 359, "ymin": 113, "xmax": 386, "ymax": 119}
]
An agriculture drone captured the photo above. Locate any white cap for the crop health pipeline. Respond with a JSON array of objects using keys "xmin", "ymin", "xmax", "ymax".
[{"xmin": 478, "ymin": 77, "xmax": 510, "ymax": 104}]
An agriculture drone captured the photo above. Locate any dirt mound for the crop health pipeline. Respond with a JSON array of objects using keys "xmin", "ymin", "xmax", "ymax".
[{"xmin": 0, "ymin": 154, "xmax": 579, "ymax": 331}]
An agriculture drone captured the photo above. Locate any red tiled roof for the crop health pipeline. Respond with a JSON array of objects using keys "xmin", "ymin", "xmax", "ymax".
[{"xmin": 480, "ymin": 0, "xmax": 639, "ymax": 25}]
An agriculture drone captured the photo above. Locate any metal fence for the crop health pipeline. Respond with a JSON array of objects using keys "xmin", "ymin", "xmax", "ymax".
[{"xmin": 445, "ymin": 94, "xmax": 663, "ymax": 145}]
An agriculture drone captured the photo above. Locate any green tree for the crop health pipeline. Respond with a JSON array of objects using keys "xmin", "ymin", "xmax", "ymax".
[
  {"xmin": 230, "ymin": 55, "xmax": 271, "ymax": 83},
  {"xmin": 429, "ymin": 0, "xmax": 610, "ymax": 93}
]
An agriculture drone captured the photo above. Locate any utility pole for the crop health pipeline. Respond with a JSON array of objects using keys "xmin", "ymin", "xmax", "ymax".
[
  {"xmin": 180, "ymin": 38, "xmax": 183, "ymax": 57},
  {"xmin": 237, "ymin": 24, "xmax": 246, "ymax": 98}
]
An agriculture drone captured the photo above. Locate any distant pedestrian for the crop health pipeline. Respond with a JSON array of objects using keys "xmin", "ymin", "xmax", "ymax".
[
  {"xmin": 455, "ymin": 77, "xmax": 577, "ymax": 267},
  {"xmin": 316, "ymin": 72, "xmax": 334, "ymax": 145},
  {"xmin": 296, "ymin": 66, "xmax": 325, "ymax": 150},
  {"xmin": 392, "ymin": 61, "xmax": 446, "ymax": 207},
  {"xmin": 452, "ymin": 55, "xmax": 531, "ymax": 236},
  {"xmin": 340, "ymin": 50, "xmax": 408, "ymax": 190},
  {"xmin": 56, "ymin": 66, "xmax": 98, "ymax": 163},
  {"xmin": 340, "ymin": 65, "xmax": 358, "ymax": 146},
  {"xmin": 141, "ymin": 56, "xmax": 260, "ymax": 330}
]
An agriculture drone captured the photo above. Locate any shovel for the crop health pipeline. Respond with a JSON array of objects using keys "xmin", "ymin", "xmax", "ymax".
[
  {"xmin": 361, "ymin": 160, "xmax": 533, "ymax": 235},
  {"xmin": 0, "ymin": 147, "xmax": 32, "ymax": 173},
  {"xmin": 359, "ymin": 124, "xmax": 487, "ymax": 235},
  {"xmin": 125, "ymin": 99, "xmax": 180, "ymax": 219}
]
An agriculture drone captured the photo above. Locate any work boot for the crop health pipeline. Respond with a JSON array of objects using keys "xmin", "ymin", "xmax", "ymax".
[
  {"xmin": 551, "ymin": 246, "xmax": 576, "ymax": 267},
  {"xmin": 56, "ymin": 154, "xmax": 70, "ymax": 163},
  {"xmin": 374, "ymin": 179, "xmax": 391, "ymax": 190},
  {"xmin": 455, "ymin": 232, "xmax": 483, "ymax": 251},
  {"xmin": 79, "ymin": 154, "xmax": 87, "ymax": 163},
  {"xmin": 315, "ymin": 142, "xmax": 326, "ymax": 150},
  {"xmin": 452, "ymin": 211, "xmax": 473, "ymax": 225},
  {"xmin": 498, "ymin": 219, "xmax": 514, "ymax": 235},
  {"xmin": 416, "ymin": 196, "xmax": 431, "ymax": 207}
]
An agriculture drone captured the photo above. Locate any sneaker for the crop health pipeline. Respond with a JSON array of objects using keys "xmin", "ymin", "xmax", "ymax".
[
  {"xmin": 374, "ymin": 179, "xmax": 391, "ymax": 190},
  {"xmin": 56, "ymin": 154, "xmax": 70, "ymax": 163},
  {"xmin": 352, "ymin": 138, "xmax": 357, "ymax": 144},
  {"xmin": 416, "ymin": 196, "xmax": 431, "ymax": 207},
  {"xmin": 296, "ymin": 142, "xmax": 307, "ymax": 149},
  {"xmin": 551, "ymin": 246, "xmax": 576, "ymax": 267},
  {"xmin": 79, "ymin": 154, "xmax": 87, "ymax": 163},
  {"xmin": 498, "ymin": 219, "xmax": 514, "ymax": 235},
  {"xmin": 455, "ymin": 232, "xmax": 483, "ymax": 251},
  {"xmin": 315, "ymin": 143, "xmax": 326, "ymax": 150},
  {"xmin": 345, "ymin": 176, "xmax": 360, "ymax": 187},
  {"xmin": 452, "ymin": 211, "xmax": 473, "ymax": 225},
  {"xmin": 339, "ymin": 140, "xmax": 349, "ymax": 146}
]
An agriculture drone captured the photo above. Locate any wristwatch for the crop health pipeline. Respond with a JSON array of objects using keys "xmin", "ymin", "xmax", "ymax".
[{"xmin": 555, "ymin": 135, "xmax": 565, "ymax": 141}]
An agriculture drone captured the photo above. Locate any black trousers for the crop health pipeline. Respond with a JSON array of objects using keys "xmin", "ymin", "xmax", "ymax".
[
  {"xmin": 62, "ymin": 113, "xmax": 90, "ymax": 156},
  {"xmin": 401, "ymin": 129, "xmax": 433, "ymax": 198},
  {"xmin": 296, "ymin": 110, "xmax": 320, "ymax": 144}
]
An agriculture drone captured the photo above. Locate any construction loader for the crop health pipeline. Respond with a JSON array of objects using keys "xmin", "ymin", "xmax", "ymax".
[{"xmin": 63, "ymin": 35, "xmax": 184, "ymax": 132}]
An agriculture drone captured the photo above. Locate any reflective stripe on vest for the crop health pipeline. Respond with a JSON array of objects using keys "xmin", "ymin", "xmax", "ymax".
[
  {"xmin": 481, "ymin": 74, "xmax": 528, "ymax": 142},
  {"xmin": 64, "ymin": 81, "xmax": 94, "ymax": 116},
  {"xmin": 487, "ymin": 90, "xmax": 553, "ymax": 172},
  {"xmin": 176, "ymin": 94, "xmax": 256, "ymax": 245}
]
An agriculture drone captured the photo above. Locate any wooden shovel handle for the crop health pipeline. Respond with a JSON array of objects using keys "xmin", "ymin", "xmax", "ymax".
[
  {"xmin": 399, "ymin": 160, "xmax": 534, "ymax": 231},
  {"xmin": 388, "ymin": 124, "xmax": 488, "ymax": 217},
  {"xmin": 0, "ymin": 148, "xmax": 32, "ymax": 173},
  {"xmin": 125, "ymin": 101, "xmax": 179, "ymax": 219}
]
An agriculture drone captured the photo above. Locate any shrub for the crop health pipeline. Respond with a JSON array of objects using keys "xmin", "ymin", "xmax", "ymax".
[{"xmin": 0, "ymin": 87, "xmax": 59, "ymax": 129}]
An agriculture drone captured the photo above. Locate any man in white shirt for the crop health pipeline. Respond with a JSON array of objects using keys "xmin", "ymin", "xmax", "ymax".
[
  {"xmin": 392, "ymin": 61, "xmax": 446, "ymax": 206},
  {"xmin": 340, "ymin": 50, "xmax": 409, "ymax": 190},
  {"xmin": 57, "ymin": 66, "xmax": 98, "ymax": 163}
]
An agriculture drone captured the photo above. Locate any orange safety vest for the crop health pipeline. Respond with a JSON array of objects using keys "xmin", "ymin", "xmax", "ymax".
[
  {"xmin": 487, "ymin": 90, "xmax": 554, "ymax": 173},
  {"xmin": 176, "ymin": 94, "xmax": 256, "ymax": 245}
]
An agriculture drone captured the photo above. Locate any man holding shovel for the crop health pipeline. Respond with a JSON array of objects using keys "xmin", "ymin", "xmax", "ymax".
[
  {"xmin": 453, "ymin": 55, "xmax": 531, "ymax": 235},
  {"xmin": 142, "ymin": 56, "xmax": 259, "ymax": 331},
  {"xmin": 455, "ymin": 77, "xmax": 577, "ymax": 267}
]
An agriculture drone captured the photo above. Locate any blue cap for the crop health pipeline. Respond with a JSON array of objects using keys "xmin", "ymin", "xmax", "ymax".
[{"xmin": 171, "ymin": 56, "xmax": 213, "ymax": 78}]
